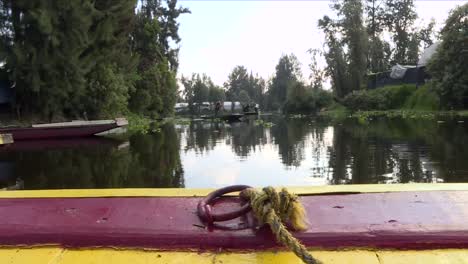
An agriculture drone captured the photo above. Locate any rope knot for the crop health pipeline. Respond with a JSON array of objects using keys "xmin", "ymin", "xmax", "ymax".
[
  {"xmin": 242, "ymin": 187, "xmax": 308, "ymax": 231},
  {"xmin": 241, "ymin": 187, "xmax": 321, "ymax": 264}
]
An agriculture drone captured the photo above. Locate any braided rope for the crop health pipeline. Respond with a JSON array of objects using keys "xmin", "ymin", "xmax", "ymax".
[{"xmin": 241, "ymin": 187, "xmax": 322, "ymax": 264}]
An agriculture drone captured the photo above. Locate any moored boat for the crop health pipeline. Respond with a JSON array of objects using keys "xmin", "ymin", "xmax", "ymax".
[
  {"xmin": 0, "ymin": 118, "xmax": 128, "ymax": 141},
  {"xmin": 243, "ymin": 111, "xmax": 259, "ymax": 116},
  {"xmin": 201, "ymin": 114, "xmax": 244, "ymax": 122},
  {"xmin": 1, "ymin": 183, "xmax": 468, "ymax": 263}
]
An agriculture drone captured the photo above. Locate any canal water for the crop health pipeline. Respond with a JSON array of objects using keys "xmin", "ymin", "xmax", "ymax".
[{"xmin": 1, "ymin": 115, "xmax": 467, "ymax": 190}]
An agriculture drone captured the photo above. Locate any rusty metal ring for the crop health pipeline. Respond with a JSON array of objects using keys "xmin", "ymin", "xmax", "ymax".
[{"xmin": 197, "ymin": 185, "xmax": 252, "ymax": 225}]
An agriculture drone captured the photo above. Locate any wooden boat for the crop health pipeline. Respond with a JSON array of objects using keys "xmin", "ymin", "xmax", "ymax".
[
  {"xmin": 243, "ymin": 111, "xmax": 259, "ymax": 116},
  {"xmin": 1, "ymin": 183, "xmax": 468, "ymax": 263},
  {"xmin": 0, "ymin": 137, "xmax": 123, "ymax": 152},
  {"xmin": 0, "ymin": 118, "xmax": 128, "ymax": 141},
  {"xmin": 201, "ymin": 113, "xmax": 244, "ymax": 122}
]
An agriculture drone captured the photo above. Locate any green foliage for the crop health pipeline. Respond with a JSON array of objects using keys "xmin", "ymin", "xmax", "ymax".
[
  {"xmin": 1, "ymin": 0, "xmax": 188, "ymax": 120},
  {"xmin": 343, "ymin": 85, "xmax": 417, "ymax": 111},
  {"xmin": 267, "ymin": 54, "xmax": 302, "ymax": 109},
  {"xmin": 126, "ymin": 112, "xmax": 152, "ymax": 134},
  {"xmin": 209, "ymin": 85, "xmax": 226, "ymax": 103},
  {"xmin": 129, "ymin": 1, "xmax": 189, "ymax": 118},
  {"xmin": 319, "ymin": 0, "xmax": 367, "ymax": 98},
  {"xmin": 404, "ymin": 84, "xmax": 439, "ymax": 110},
  {"xmin": 181, "ymin": 73, "xmax": 224, "ymax": 113},
  {"xmin": 238, "ymin": 90, "xmax": 251, "ymax": 105},
  {"xmin": 255, "ymin": 119, "xmax": 274, "ymax": 128},
  {"xmin": 427, "ymin": 3, "xmax": 468, "ymax": 109},
  {"xmin": 382, "ymin": 0, "xmax": 418, "ymax": 64},
  {"xmin": 284, "ymin": 82, "xmax": 333, "ymax": 114},
  {"xmin": 224, "ymin": 66, "xmax": 265, "ymax": 107}
]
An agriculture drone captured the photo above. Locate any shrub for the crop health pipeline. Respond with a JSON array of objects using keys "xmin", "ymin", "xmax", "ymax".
[
  {"xmin": 342, "ymin": 85, "xmax": 417, "ymax": 111},
  {"xmin": 404, "ymin": 84, "xmax": 440, "ymax": 110},
  {"xmin": 285, "ymin": 83, "xmax": 333, "ymax": 113}
]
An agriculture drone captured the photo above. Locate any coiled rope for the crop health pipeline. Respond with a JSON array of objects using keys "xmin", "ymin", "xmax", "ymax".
[{"xmin": 240, "ymin": 187, "xmax": 322, "ymax": 264}]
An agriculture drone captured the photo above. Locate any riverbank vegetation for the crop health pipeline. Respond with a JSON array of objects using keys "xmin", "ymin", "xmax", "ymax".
[
  {"xmin": 0, "ymin": 0, "xmax": 189, "ymax": 121},
  {"xmin": 179, "ymin": 1, "xmax": 466, "ymax": 117},
  {"xmin": 0, "ymin": 1, "xmax": 466, "ymax": 123}
]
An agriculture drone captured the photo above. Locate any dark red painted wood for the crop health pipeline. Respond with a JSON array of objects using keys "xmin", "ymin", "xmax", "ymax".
[
  {"xmin": 1, "ymin": 191, "xmax": 468, "ymax": 250},
  {"xmin": 0, "ymin": 124, "xmax": 118, "ymax": 140}
]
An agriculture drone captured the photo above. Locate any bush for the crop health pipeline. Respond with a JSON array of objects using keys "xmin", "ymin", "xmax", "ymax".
[
  {"xmin": 404, "ymin": 84, "xmax": 439, "ymax": 110},
  {"xmin": 285, "ymin": 83, "xmax": 333, "ymax": 113},
  {"xmin": 342, "ymin": 85, "xmax": 417, "ymax": 111}
]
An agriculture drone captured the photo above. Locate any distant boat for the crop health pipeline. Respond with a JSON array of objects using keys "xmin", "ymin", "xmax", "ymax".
[
  {"xmin": 201, "ymin": 114, "xmax": 244, "ymax": 122},
  {"xmin": 0, "ymin": 118, "xmax": 128, "ymax": 141}
]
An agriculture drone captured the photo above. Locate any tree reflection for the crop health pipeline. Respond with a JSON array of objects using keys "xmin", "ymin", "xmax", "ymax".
[
  {"xmin": 0, "ymin": 124, "xmax": 184, "ymax": 189},
  {"xmin": 327, "ymin": 118, "xmax": 468, "ymax": 184}
]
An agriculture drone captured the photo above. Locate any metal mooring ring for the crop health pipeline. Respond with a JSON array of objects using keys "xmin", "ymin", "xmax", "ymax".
[{"xmin": 197, "ymin": 185, "xmax": 252, "ymax": 225}]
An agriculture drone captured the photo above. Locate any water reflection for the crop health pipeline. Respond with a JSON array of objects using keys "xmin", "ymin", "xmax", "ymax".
[
  {"xmin": 180, "ymin": 116, "xmax": 468, "ymax": 187},
  {"xmin": 1, "ymin": 116, "xmax": 467, "ymax": 189},
  {"xmin": 0, "ymin": 125, "xmax": 183, "ymax": 189}
]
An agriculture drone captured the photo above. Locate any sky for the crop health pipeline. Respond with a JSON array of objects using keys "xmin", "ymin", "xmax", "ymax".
[{"xmin": 177, "ymin": 0, "xmax": 466, "ymax": 86}]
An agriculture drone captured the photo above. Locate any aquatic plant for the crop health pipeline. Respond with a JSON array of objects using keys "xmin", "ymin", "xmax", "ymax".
[{"xmin": 255, "ymin": 119, "xmax": 275, "ymax": 128}]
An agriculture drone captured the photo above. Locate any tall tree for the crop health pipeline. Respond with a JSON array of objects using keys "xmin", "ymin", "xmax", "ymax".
[
  {"xmin": 267, "ymin": 54, "xmax": 302, "ymax": 109},
  {"xmin": 129, "ymin": 0, "xmax": 189, "ymax": 118},
  {"xmin": 224, "ymin": 66, "xmax": 249, "ymax": 101},
  {"xmin": 224, "ymin": 66, "xmax": 265, "ymax": 106},
  {"xmin": 319, "ymin": 0, "xmax": 367, "ymax": 98},
  {"xmin": 428, "ymin": 3, "xmax": 468, "ymax": 109},
  {"xmin": 2, "ymin": 0, "xmax": 137, "ymax": 119},
  {"xmin": 308, "ymin": 49, "xmax": 326, "ymax": 90},
  {"xmin": 341, "ymin": 0, "xmax": 368, "ymax": 91},
  {"xmin": 382, "ymin": 0, "xmax": 417, "ymax": 64}
]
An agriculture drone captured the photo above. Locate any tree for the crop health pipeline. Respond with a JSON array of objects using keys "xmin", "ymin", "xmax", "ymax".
[
  {"xmin": 129, "ymin": 0, "xmax": 190, "ymax": 118},
  {"xmin": 267, "ymin": 54, "xmax": 302, "ymax": 109},
  {"xmin": 341, "ymin": 0, "xmax": 368, "ymax": 91},
  {"xmin": 308, "ymin": 49, "xmax": 326, "ymax": 90},
  {"xmin": 419, "ymin": 19, "xmax": 436, "ymax": 48},
  {"xmin": 2, "ymin": 0, "xmax": 137, "ymax": 119},
  {"xmin": 224, "ymin": 66, "xmax": 249, "ymax": 101},
  {"xmin": 319, "ymin": 0, "xmax": 367, "ymax": 98},
  {"xmin": 428, "ymin": 3, "xmax": 468, "ymax": 109},
  {"xmin": 238, "ymin": 90, "xmax": 251, "ymax": 105},
  {"xmin": 208, "ymin": 85, "xmax": 226, "ymax": 103},
  {"xmin": 224, "ymin": 66, "xmax": 265, "ymax": 107},
  {"xmin": 382, "ymin": 0, "xmax": 417, "ymax": 64},
  {"xmin": 319, "ymin": 16, "xmax": 349, "ymax": 98}
]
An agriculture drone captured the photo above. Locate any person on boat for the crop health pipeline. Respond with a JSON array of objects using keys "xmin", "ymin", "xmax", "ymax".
[
  {"xmin": 214, "ymin": 101, "xmax": 222, "ymax": 117},
  {"xmin": 243, "ymin": 104, "xmax": 250, "ymax": 113}
]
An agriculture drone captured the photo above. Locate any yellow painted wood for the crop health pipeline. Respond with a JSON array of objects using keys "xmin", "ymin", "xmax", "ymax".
[
  {"xmin": 1, "ymin": 183, "xmax": 468, "ymax": 198},
  {"xmin": 0, "ymin": 247, "xmax": 63, "ymax": 264},
  {"xmin": 216, "ymin": 250, "xmax": 380, "ymax": 264},
  {"xmin": 377, "ymin": 250, "xmax": 468, "ymax": 264},
  {"xmin": 2, "ymin": 247, "xmax": 468, "ymax": 264},
  {"xmin": 0, "ymin": 133, "xmax": 13, "ymax": 145},
  {"xmin": 56, "ymin": 249, "xmax": 214, "ymax": 264}
]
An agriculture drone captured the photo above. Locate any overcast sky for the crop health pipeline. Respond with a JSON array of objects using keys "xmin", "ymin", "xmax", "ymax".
[{"xmin": 177, "ymin": 0, "xmax": 465, "ymax": 86}]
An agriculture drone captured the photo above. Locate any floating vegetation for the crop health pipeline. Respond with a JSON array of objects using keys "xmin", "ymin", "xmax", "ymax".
[
  {"xmin": 127, "ymin": 113, "xmax": 152, "ymax": 134},
  {"xmin": 255, "ymin": 119, "xmax": 274, "ymax": 128},
  {"xmin": 172, "ymin": 118, "xmax": 192, "ymax": 125},
  {"xmin": 289, "ymin": 114, "xmax": 306, "ymax": 119}
]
